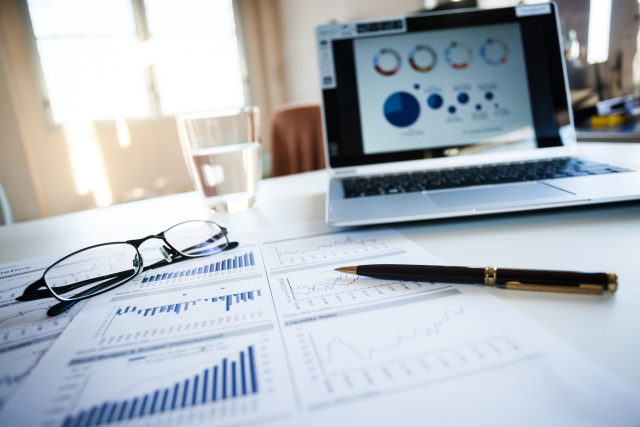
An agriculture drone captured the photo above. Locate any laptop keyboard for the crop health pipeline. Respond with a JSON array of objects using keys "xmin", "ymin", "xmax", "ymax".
[{"xmin": 341, "ymin": 157, "xmax": 630, "ymax": 198}]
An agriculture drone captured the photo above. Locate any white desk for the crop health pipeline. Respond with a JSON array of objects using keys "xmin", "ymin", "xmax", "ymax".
[{"xmin": 1, "ymin": 142, "xmax": 639, "ymax": 390}]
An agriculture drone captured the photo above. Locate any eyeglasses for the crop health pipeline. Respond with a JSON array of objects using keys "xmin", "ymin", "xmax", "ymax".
[{"xmin": 17, "ymin": 220, "xmax": 238, "ymax": 316}]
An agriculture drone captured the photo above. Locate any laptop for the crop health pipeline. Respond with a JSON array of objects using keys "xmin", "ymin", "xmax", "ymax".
[{"xmin": 316, "ymin": 3, "xmax": 640, "ymax": 226}]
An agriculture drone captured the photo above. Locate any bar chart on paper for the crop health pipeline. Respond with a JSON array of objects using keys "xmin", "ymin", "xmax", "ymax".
[
  {"xmin": 89, "ymin": 247, "xmax": 269, "ymax": 350},
  {"xmin": 116, "ymin": 290, "xmax": 262, "ymax": 317},
  {"xmin": 23, "ymin": 321, "xmax": 295, "ymax": 427},
  {"xmin": 140, "ymin": 251, "xmax": 256, "ymax": 287},
  {"xmin": 0, "ymin": 245, "xmax": 296, "ymax": 427},
  {"xmin": 100, "ymin": 286, "xmax": 268, "ymax": 347},
  {"xmin": 61, "ymin": 345, "xmax": 260, "ymax": 427}
]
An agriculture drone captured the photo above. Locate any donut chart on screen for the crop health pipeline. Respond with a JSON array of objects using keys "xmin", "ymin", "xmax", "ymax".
[
  {"xmin": 409, "ymin": 45, "xmax": 437, "ymax": 73},
  {"xmin": 480, "ymin": 37, "xmax": 509, "ymax": 65},
  {"xmin": 373, "ymin": 48, "xmax": 401, "ymax": 76},
  {"xmin": 444, "ymin": 41, "xmax": 472, "ymax": 70},
  {"xmin": 383, "ymin": 92, "xmax": 420, "ymax": 127},
  {"xmin": 355, "ymin": 21, "xmax": 534, "ymax": 155}
]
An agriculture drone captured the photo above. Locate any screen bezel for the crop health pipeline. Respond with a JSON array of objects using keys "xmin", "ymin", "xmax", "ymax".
[{"xmin": 319, "ymin": 4, "xmax": 572, "ymax": 169}]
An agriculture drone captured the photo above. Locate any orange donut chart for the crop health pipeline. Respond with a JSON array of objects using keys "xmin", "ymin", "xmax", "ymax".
[{"xmin": 409, "ymin": 45, "xmax": 437, "ymax": 73}]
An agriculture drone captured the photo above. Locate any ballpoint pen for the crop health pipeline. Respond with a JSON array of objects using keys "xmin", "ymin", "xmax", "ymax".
[{"xmin": 334, "ymin": 264, "xmax": 618, "ymax": 295}]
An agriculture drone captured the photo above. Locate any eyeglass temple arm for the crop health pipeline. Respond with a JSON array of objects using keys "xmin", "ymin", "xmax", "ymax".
[
  {"xmin": 17, "ymin": 270, "xmax": 133, "ymax": 302},
  {"xmin": 46, "ymin": 273, "xmax": 130, "ymax": 316}
]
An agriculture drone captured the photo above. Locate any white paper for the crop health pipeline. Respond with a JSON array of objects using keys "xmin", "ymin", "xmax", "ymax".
[
  {"xmin": 1, "ymin": 229, "xmax": 638, "ymax": 426},
  {"xmin": 0, "ymin": 258, "xmax": 86, "ymax": 409}
]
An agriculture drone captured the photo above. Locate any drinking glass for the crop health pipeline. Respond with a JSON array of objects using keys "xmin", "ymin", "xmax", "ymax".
[{"xmin": 177, "ymin": 107, "xmax": 261, "ymax": 212}]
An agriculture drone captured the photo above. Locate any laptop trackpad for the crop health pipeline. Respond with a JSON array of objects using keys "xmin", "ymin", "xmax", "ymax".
[{"xmin": 427, "ymin": 182, "xmax": 573, "ymax": 210}]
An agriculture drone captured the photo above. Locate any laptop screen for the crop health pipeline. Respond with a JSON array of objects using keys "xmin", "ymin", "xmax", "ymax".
[{"xmin": 317, "ymin": 4, "xmax": 572, "ymax": 168}]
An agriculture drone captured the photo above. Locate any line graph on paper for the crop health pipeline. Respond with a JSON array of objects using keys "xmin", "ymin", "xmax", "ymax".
[
  {"xmin": 320, "ymin": 307, "xmax": 465, "ymax": 366},
  {"xmin": 0, "ymin": 260, "xmax": 78, "ymax": 345},
  {"xmin": 0, "ymin": 340, "xmax": 51, "ymax": 409},
  {"xmin": 284, "ymin": 273, "xmax": 426, "ymax": 303},
  {"xmin": 263, "ymin": 230, "xmax": 405, "ymax": 273},
  {"xmin": 288, "ymin": 300, "xmax": 535, "ymax": 404},
  {"xmin": 277, "ymin": 268, "xmax": 451, "ymax": 316},
  {"xmin": 0, "ymin": 258, "xmax": 86, "ymax": 410},
  {"xmin": 286, "ymin": 273, "xmax": 362, "ymax": 300},
  {"xmin": 313, "ymin": 333, "xmax": 528, "ymax": 399}
]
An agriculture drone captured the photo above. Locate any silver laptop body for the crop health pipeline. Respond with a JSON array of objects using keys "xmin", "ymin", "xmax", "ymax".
[{"xmin": 316, "ymin": 4, "xmax": 640, "ymax": 226}]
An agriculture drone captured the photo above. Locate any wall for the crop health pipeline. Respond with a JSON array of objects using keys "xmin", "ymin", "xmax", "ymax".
[
  {"xmin": 276, "ymin": 0, "xmax": 423, "ymax": 103},
  {"xmin": 0, "ymin": 0, "xmax": 196, "ymax": 221},
  {"xmin": 0, "ymin": 30, "xmax": 40, "ymax": 221}
]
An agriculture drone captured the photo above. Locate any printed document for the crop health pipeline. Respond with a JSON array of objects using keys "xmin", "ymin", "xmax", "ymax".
[
  {"xmin": 0, "ymin": 258, "xmax": 86, "ymax": 409},
  {"xmin": 1, "ymin": 229, "xmax": 638, "ymax": 425}
]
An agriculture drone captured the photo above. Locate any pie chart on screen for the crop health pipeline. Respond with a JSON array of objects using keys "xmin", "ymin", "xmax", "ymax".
[{"xmin": 383, "ymin": 91, "xmax": 420, "ymax": 127}]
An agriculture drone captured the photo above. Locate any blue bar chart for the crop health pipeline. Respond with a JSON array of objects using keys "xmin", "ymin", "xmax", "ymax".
[
  {"xmin": 115, "ymin": 290, "xmax": 262, "ymax": 317},
  {"xmin": 141, "ymin": 251, "xmax": 255, "ymax": 285},
  {"xmin": 61, "ymin": 345, "xmax": 259, "ymax": 427}
]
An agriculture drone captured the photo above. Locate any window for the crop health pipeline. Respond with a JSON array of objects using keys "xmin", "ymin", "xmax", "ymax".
[{"xmin": 26, "ymin": 0, "xmax": 246, "ymax": 123}]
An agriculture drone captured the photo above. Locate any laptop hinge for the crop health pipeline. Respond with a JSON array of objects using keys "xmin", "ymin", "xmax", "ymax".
[{"xmin": 332, "ymin": 169, "xmax": 358, "ymax": 176}]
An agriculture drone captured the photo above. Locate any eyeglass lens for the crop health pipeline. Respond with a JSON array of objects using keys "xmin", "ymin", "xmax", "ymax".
[
  {"xmin": 164, "ymin": 221, "xmax": 228, "ymax": 257},
  {"xmin": 43, "ymin": 221, "xmax": 228, "ymax": 301},
  {"xmin": 43, "ymin": 243, "xmax": 141, "ymax": 301}
]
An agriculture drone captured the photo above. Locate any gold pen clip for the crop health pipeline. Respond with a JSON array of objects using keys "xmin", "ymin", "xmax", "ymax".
[{"xmin": 503, "ymin": 281, "xmax": 607, "ymax": 295}]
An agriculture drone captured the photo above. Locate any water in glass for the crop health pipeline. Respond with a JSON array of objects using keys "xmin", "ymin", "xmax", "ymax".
[{"xmin": 189, "ymin": 142, "xmax": 260, "ymax": 212}]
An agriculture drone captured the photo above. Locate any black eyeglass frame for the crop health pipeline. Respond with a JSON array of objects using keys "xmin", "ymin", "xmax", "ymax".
[{"xmin": 17, "ymin": 220, "xmax": 238, "ymax": 315}]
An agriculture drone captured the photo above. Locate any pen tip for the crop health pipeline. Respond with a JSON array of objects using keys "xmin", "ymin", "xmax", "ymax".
[{"xmin": 335, "ymin": 266, "xmax": 357, "ymax": 274}]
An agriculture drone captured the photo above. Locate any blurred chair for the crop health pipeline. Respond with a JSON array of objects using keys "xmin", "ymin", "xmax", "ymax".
[
  {"xmin": 0, "ymin": 183, "xmax": 13, "ymax": 225},
  {"xmin": 270, "ymin": 103, "xmax": 326, "ymax": 177}
]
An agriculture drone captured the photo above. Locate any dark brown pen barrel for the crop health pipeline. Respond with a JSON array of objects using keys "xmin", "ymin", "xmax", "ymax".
[
  {"xmin": 356, "ymin": 264, "xmax": 482, "ymax": 284},
  {"xmin": 497, "ymin": 268, "xmax": 611, "ymax": 288}
]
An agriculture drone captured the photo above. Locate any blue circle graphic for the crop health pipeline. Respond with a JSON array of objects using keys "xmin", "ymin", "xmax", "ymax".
[
  {"xmin": 475, "ymin": 104, "xmax": 482, "ymax": 111},
  {"xmin": 427, "ymin": 93, "xmax": 444, "ymax": 109},
  {"xmin": 457, "ymin": 92, "xmax": 470, "ymax": 104},
  {"xmin": 383, "ymin": 92, "xmax": 420, "ymax": 127},
  {"xmin": 448, "ymin": 106, "xmax": 457, "ymax": 114},
  {"xmin": 485, "ymin": 91, "xmax": 494, "ymax": 101}
]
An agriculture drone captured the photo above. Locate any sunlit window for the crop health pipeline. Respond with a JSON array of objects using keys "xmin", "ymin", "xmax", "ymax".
[{"xmin": 26, "ymin": 0, "xmax": 246, "ymax": 123}]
